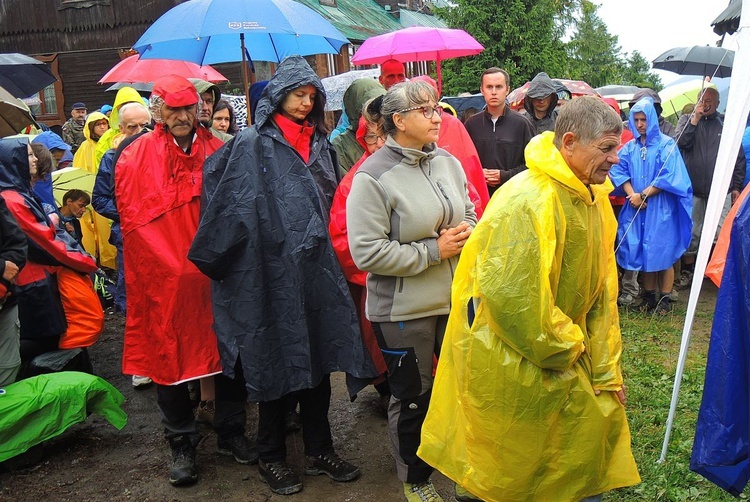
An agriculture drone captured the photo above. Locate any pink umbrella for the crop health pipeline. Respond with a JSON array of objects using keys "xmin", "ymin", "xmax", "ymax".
[
  {"xmin": 351, "ymin": 27, "xmax": 484, "ymax": 95},
  {"xmin": 99, "ymin": 55, "xmax": 227, "ymax": 84}
]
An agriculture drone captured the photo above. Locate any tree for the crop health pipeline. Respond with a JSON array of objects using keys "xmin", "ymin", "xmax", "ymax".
[
  {"xmin": 619, "ymin": 50, "xmax": 663, "ymax": 90},
  {"xmin": 435, "ymin": 0, "xmax": 579, "ymax": 95},
  {"xmin": 565, "ymin": 0, "xmax": 621, "ymax": 87}
]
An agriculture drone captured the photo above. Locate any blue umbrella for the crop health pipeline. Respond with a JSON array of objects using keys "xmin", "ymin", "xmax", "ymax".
[
  {"xmin": 132, "ymin": 0, "xmax": 349, "ymax": 65},
  {"xmin": 133, "ymin": 0, "xmax": 349, "ymax": 124}
]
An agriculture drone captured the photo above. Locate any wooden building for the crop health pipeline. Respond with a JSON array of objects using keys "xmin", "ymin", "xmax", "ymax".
[
  {"xmin": 0, "ymin": 0, "xmax": 444, "ymax": 130},
  {"xmin": 0, "ymin": 0, "xmax": 212, "ymax": 128}
]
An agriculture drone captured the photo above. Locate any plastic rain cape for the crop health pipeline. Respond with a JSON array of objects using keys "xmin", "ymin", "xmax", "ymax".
[
  {"xmin": 418, "ymin": 132, "xmax": 640, "ymax": 501},
  {"xmin": 0, "ymin": 371, "xmax": 127, "ymax": 462}
]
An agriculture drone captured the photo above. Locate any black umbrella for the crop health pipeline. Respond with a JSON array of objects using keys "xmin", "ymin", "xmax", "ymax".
[
  {"xmin": 652, "ymin": 46, "xmax": 734, "ymax": 78},
  {"xmin": 0, "ymin": 53, "xmax": 57, "ymax": 99}
]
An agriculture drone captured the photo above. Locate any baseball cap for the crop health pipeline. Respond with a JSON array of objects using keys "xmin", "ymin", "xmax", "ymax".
[
  {"xmin": 71, "ymin": 102, "xmax": 87, "ymax": 110},
  {"xmin": 152, "ymin": 75, "xmax": 199, "ymax": 107}
]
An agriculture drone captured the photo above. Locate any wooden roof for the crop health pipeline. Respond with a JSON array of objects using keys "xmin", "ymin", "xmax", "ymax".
[{"xmin": 0, "ymin": 0, "xmax": 185, "ymax": 53}]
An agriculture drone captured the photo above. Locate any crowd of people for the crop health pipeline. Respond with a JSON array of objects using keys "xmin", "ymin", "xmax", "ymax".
[{"xmin": 1, "ymin": 54, "xmax": 749, "ymax": 502}]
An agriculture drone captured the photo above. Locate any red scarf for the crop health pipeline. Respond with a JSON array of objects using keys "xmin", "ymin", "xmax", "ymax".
[{"xmin": 272, "ymin": 113, "xmax": 314, "ymax": 163}]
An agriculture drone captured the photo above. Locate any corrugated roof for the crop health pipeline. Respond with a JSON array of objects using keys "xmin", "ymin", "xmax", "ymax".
[
  {"xmin": 295, "ymin": 0, "xmax": 402, "ymax": 42},
  {"xmin": 712, "ymin": 0, "xmax": 741, "ymax": 35},
  {"xmin": 399, "ymin": 10, "xmax": 448, "ymax": 28}
]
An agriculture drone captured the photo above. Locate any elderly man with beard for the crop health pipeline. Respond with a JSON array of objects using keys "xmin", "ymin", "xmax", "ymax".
[{"xmin": 115, "ymin": 75, "xmax": 256, "ymax": 487}]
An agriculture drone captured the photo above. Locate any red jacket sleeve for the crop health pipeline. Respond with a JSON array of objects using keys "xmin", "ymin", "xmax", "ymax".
[
  {"xmin": 329, "ymin": 157, "xmax": 368, "ymax": 286},
  {"xmin": 1, "ymin": 191, "xmax": 97, "ymax": 273},
  {"xmin": 438, "ymin": 115, "xmax": 491, "ymax": 212}
]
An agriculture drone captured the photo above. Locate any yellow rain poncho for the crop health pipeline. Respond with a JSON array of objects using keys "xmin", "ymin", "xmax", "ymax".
[
  {"xmin": 94, "ymin": 86, "xmax": 143, "ymax": 166},
  {"xmin": 71, "ymin": 111, "xmax": 117, "ymax": 270},
  {"xmin": 418, "ymin": 132, "xmax": 640, "ymax": 501}
]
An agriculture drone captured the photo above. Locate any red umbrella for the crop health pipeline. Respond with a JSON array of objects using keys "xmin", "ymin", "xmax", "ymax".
[
  {"xmin": 507, "ymin": 78, "xmax": 599, "ymax": 111},
  {"xmin": 99, "ymin": 55, "xmax": 227, "ymax": 84},
  {"xmin": 351, "ymin": 27, "xmax": 484, "ymax": 95}
]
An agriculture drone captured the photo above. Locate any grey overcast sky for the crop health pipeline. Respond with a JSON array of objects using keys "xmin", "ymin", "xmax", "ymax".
[{"xmin": 595, "ymin": 0, "xmax": 736, "ymax": 84}]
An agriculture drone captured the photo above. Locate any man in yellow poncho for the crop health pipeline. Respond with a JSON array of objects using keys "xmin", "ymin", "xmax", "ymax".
[
  {"xmin": 71, "ymin": 112, "xmax": 117, "ymax": 270},
  {"xmin": 418, "ymin": 96, "xmax": 640, "ymax": 502}
]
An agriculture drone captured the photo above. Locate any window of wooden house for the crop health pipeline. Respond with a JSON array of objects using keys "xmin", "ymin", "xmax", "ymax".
[{"xmin": 28, "ymin": 55, "xmax": 65, "ymax": 127}]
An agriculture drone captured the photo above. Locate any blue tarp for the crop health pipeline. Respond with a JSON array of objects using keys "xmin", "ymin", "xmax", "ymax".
[{"xmin": 691, "ymin": 195, "xmax": 750, "ymax": 496}]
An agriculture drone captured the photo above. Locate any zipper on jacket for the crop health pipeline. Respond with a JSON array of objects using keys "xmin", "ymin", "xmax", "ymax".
[
  {"xmin": 436, "ymin": 181, "xmax": 455, "ymax": 224},
  {"xmin": 419, "ymin": 166, "xmax": 449, "ymax": 230}
]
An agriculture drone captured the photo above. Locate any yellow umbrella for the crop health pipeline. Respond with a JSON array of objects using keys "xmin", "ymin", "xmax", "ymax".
[
  {"xmin": 659, "ymin": 80, "xmax": 719, "ymax": 122},
  {"xmin": 51, "ymin": 167, "xmax": 95, "ymax": 206}
]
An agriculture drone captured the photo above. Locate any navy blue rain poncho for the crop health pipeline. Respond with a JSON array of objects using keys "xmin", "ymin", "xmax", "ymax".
[
  {"xmin": 188, "ymin": 56, "xmax": 378, "ymax": 402},
  {"xmin": 609, "ymin": 98, "xmax": 693, "ymax": 271},
  {"xmin": 691, "ymin": 196, "xmax": 750, "ymax": 495}
]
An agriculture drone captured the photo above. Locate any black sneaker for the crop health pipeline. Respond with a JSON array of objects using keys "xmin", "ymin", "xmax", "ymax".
[
  {"xmin": 217, "ymin": 435, "xmax": 259, "ymax": 465},
  {"xmin": 259, "ymin": 460, "xmax": 303, "ymax": 495},
  {"xmin": 303, "ymin": 452, "xmax": 360, "ymax": 482},
  {"xmin": 168, "ymin": 439, "xmax": 198, "ymax": 487}
]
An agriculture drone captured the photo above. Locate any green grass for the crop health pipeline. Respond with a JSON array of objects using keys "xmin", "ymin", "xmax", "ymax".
[{"xmin": 606, "ymin": 303, "xmax": 743, "ymax": 501}]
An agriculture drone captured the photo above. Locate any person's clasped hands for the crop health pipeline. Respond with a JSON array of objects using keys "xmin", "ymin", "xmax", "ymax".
[{"xmin": 438, "ymin": 221, "xmax": 473, "ymax": 260}]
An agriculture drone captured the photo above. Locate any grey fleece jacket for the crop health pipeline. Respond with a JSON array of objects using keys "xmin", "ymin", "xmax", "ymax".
[{"xmin": 347, "ymin": 136, "xmax": 476, "ymax": 322}]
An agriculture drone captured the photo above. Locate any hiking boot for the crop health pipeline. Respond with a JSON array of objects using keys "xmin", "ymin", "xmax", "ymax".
[
  {"xmin": 617, "ymin": 293, "xmax": 635, "ymax": 307},
  {"xmin": 259, "ymin": 459, "xmax": 303, "ymax": 495},
  {"xmin": 654, "ymin": 296, "xmax": 672, "ymax": 316},
  {"xmin": 455, "ymin": 483, "xmax": 483, "ymax": 501},
  {"xmin": 131, "ymin": 375, "xmax": 152, "ymax": 388},
  {"xmin": 217, "ymin": 434, "xmax": 258, "ymax": 465},
  {"xmin": 629, "ymin": 290, "xmax": 656, "ymax": 314},
  {"xmin": 676, "ymin": 269, "xmax": 693, "ymax": 289},
  {"xmin": 168, "ymin": 437, "xmax": 198, "ymax": 487},
  {"xmin": 404, "ymin": 480, "xmax": 443, "ymax": 501},
  {"xmin": 285, "ymin": 410, "xmax": 301, "ymax": 433},
  {"xmin": 195, "ymin": 400, "xmax": 215, "ymax": 427},
  {"xmin": 303, "ymin": 452, "xmax": 360, "ymax": 482}
]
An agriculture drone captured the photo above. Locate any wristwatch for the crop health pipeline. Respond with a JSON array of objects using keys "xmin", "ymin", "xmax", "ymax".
[{"xmin": 640, "ymin": 191, "xmax": 648, "ymax": 201}]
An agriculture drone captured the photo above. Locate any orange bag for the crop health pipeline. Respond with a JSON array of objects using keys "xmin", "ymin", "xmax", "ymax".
[{"xmin": 57, "ymin": 267, "xmax": 105, "ymax": 349}]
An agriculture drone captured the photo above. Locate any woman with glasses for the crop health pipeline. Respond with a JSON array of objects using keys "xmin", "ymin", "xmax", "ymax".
[
  {"xmin": 347, "ymin": 81, "xmax": 477, "ymax": 502},
  {"xmin": 329, "ymin": 96, "xmax": 391, "ymax": 411}
]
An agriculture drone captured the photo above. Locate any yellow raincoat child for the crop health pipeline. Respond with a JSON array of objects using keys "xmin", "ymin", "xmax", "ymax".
[
  {"xmin": 71, "ymin": 111, "xmax": 117, "ymax": 269},
  {"xmin": 419, "ymin": 128, "xmax": 640, "ymax": 501}
]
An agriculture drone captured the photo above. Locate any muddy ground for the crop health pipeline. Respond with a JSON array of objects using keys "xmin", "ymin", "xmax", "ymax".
[
  {"xmin": 0, "ymin": 312, "xmax": 455, "ymax": 502},
  {"xmin": 0, "ymin": 283, "xmax": 719, "ymax": 502}
]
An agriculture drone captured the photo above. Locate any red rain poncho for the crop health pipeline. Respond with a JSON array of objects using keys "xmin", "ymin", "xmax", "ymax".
[{"xmin": 116, "ymin": 120, "xmax": 224, "ymax": 385}]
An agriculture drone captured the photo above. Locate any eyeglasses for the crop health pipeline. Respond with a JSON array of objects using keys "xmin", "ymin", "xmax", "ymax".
[
  {"xmin": 396, "ymin": 105, "xmax": 443, "ymax": 119},
  {"xmin": 363, "ymin": 134, "xmax": 386, "ymax": 145}
]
